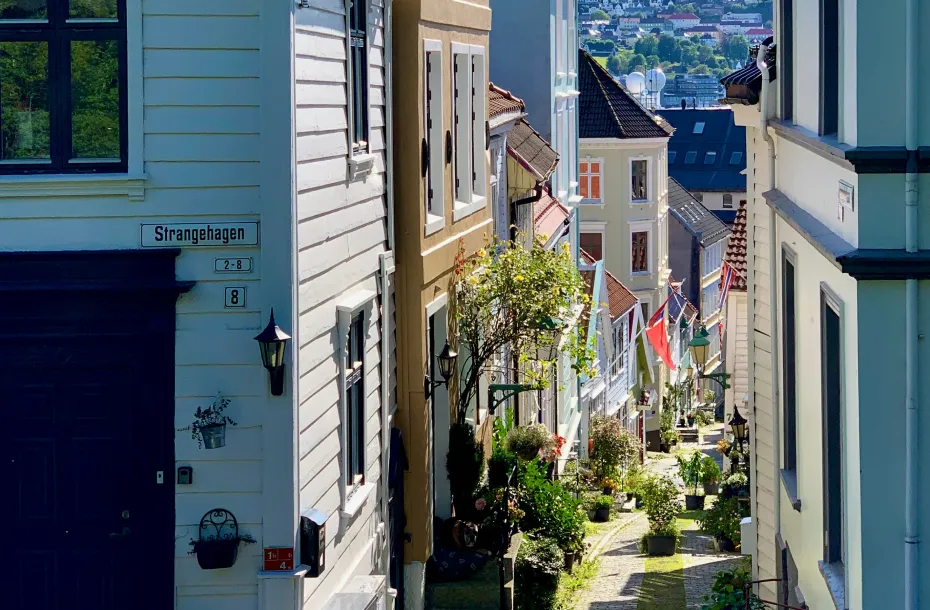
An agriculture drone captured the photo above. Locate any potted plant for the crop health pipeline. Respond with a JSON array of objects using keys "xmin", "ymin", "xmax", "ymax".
[
  {"xmin": 188, "ymin": 508, "xmax": 256, "ymax": 570},
  {"xmin": 716, "ymin": 437, "xmax": 732, "ymax": 457},
  {"xmin": 676, "ymin": 451, "xmax": 706, "ymax": 510},
  {"xmin": 505, "ymin": 423, "xmax": 555, "ymax": 461},
  {"xmin": 685, "ymin": 411, "xmax": 695, "ymax": 427},
  {"xmin": 697, "ymin": 496, "xmax": 747, "ymax": 552},
  {"xmin": 701, "ymin": 455, "xmax": 723, "ymax": 496},
  {"xmin": 637, "ymin": 475, "xmax": 683, "ymax": 556},
  {"xmin": 721, "ymin": 472, "xmax": 750, "ymax": 500},
  {"xmin": 191, "ymin": 395, "xmax": 237, "ymax": 449},
  {"xmin": 601, "ymin": 476, "xmax": 621, "ymax": 497},
  {"xmin": 593, "ymin": 495, "xmax": 613, "ymax": 522},
  {"xmin": 590, "ymin": 414, "xmax": 638, "ymax": 480},
  {"xmin": 624, "ymin": 466, "xmax": 644, "ymax": 502},
  {"xmin": 660, "ymin": 428, "xmax": 679, "ymax": 453}
]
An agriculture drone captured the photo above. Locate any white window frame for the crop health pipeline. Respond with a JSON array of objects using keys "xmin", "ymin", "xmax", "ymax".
[
  {"xmin": 345, "ymin": 0, "xmax": 376, "ymax": 178},
  {"xmin": 629, "ymin": 156, "xmax": 652, "ymax": 204},
  {"xmin": 451, "ymin": 42, "xmax": 487, "ymax": 222},
  {"xmin": 702, "ymin": 281, "xmax": 721, "ymax": 317},
  {"xmin": 424, "ymin": 39, "xmax": 445, "ymax": 235},
  {"xmin": 702, "ymin": 241, "xmax": 723, "ymax": 278},
  {"xmin": 580, "ymin": 221, "xmax": 607, "ymax": 261},
  {"xmin": 337, "ymin": 289, "xmax": 378, "ymax": 518},
  {"xmin": 723, "ymin": 193, "xmax": 733, "ymax": 208},
  {"xmin": 580, "ymin": 156, "xmax": 604, "ymax": 204},
  {"xmin": 629, "ymin": 220, "xmax": 653, "ymax": 276}
]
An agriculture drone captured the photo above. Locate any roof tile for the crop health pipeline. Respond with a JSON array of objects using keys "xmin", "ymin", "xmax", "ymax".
[
  {"xmin": 580, "ymin": 250, "xmax": 639, "ymax": 319},
  {"xmin": 508, "ymin": 118, "xmax": 559, "ymax": 181},
  {"xmin": 724, "ymin": 200, "xmax": 747, "ymax": 290},
  {"xmin": 533, "ymin": 189, "xmax": 570, "ymax": 242},
  {"xmin": 489, "ymin": 82, "xmax": 525, "ymax": 119},
  {"xmin": 667, "ymin": 177, "xmax": 731, "ymax": 245},
  {"xmin": 579, "ymin": 48, "xmax": 674, "ymax": 140}
]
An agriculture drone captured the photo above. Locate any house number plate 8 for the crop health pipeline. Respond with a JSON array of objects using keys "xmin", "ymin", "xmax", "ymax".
[
  {"xmin": 215, "ymin": 257, "xmax": 252, "ymax": 273},
  {"xmin": 225, "ymin": 287, "xmax": 246, "ymax": 308}
]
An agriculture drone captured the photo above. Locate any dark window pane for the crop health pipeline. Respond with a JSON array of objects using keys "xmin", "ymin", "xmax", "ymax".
[
  {"xmin": 0, "ymin": 41, "xmax": 50, "ymax": 161},
  {"xmin": 70, "ymin": 0, "xmax": 117, "ymax": 19},
  {"xmin": 0, "ymin": 0, "xmax": 47, "ymax": 20},
  {"xmin": 71, "ymin": 40, "xmax": 120, "ymax": 160}
]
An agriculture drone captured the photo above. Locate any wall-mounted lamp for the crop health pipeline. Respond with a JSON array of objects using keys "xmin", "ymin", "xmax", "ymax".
[
  {"xmin": 424, "ymin": 341, "xmax": 457, "ymax": 399},
  {"xmin": 254, "ymin": 309, "xmax": 291, "ymax": 396}
]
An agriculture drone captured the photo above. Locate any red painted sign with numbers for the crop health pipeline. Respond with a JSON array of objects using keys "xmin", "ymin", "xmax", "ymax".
[{"xmin": 263, "ymin": 547, "xmax": 295, "ymax": 571}]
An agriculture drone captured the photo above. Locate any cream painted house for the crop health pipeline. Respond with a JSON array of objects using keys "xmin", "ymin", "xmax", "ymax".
[
  {"xmin": 722, "ymin": 201, "xmax": 749, "ymax": 430},
  {"xmin": 577, "ymin": 49, "xmax": 673, "ymax": 447},
  {"xmin": 722, "ymin": 2, "xmax": 930, "ymax": 603}
]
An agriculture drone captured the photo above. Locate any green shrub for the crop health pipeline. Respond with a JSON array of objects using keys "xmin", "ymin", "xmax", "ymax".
[
  {"xmin": 507, "ymin": 424, "xmax": 555, "ymax": 460},
  {"xmin": 701, "ymin": 455, "xmax": 723, "ymax": 485},
  {"xmin": 515, "ymin": 535, "xmax": 562, "ymax": 610},
  {"xmin": 594, "ymin": 495, "xmax": 613, "ymax": 510},
  {"xmin": 520, "ymin": 461, "xmax": 586, "ymax": 553},
  {"xmin": 640, "ymin": 474, "xmax": 682, "ymax": 526},
  {"xmin": 695, "ymin": 409, "xmax": 715, "ymax": 427},
  {"xmin": 637, "ymin": 516, "xmax": 682, "ymax": 552},
  {"xmin": 721, "ymin": 472, "xmax": 750, "ymax": 498},
  {"xmin": 446, "ymin": 422, "xmax": 485, "ymax": 520},
  {"xmin": 560, "ymin": 458, "xmax": 596, "ymax": 494},
  {"xmin": 700, "ymin": 560, "xmax": 765, "ymax": 610},
  {"xmin": 590, "ymin": 414, "xmax": 638, "ymax": 479},
  {"xmin": 488, "ymin": 446, "xmax": 519, "ymax": 488},
  {"xmin": 676, "ymin": 451, "xmax": 704, "ymax": 495},
  {"xmin": 698, "ymin": 497, "xmax": 749, "ymax": 544}
]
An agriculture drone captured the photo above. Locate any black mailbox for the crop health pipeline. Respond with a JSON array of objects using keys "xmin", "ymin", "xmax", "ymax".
[{"xmin": 299, "ymin": 508, "xmax": 327, "ymax": 578}]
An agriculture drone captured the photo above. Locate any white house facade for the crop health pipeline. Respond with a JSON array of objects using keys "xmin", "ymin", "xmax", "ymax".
[{"xmin": 3, "ymin": 2, "xmax": 395, "ymax": 610}]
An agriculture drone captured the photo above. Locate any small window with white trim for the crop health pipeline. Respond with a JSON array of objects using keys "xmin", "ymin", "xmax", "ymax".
[
  {"xmin": 579, "ymin": 158, "xmax": 603, "ymax": 202},
  {"xmin": 424, "ymin": 41, "xmax": 444, "ymax": 233},
  {"xmin": 630, "ymin": 158, "xmax": 649, "ymax": 203},
  {"xmin": 347, "ymin": 0, "xmax": 369, "ymax": 154},
  {"xmin": 631, "ymin": 226, "xmax": 651, "ymax": 275},
  {"xmin": 451, "ymin": 43, "xmax": 487, "ymax": 220}
]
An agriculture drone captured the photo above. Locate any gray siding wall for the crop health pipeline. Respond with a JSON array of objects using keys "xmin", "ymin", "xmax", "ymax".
[{"xmin": 294, "ymin": 0, "xmax": 392, "ymax": 606}]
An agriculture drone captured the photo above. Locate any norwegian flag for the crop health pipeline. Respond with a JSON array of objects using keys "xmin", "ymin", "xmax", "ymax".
[{"xmin": 718, "ymin": 261, "xmax": 736, "ymax": 310}]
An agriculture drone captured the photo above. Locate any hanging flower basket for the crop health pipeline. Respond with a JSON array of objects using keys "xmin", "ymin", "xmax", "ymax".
[
  {"xmin": 190, "ymin": 395, "xmax": 237, "ymax": 450},
  {"xmin": 199, "ymin": 423, "xmax": 227, "ymax": 449},
  {"xmin": 189, "ymin": 508, "xmax": 256, "ymax": 570}
]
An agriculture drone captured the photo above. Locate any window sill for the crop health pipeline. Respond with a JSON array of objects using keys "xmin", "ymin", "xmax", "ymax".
[
  {"xmin": 567, "ymin": 194, "xmax": 584, "ymax": 206},
  {"xmin": 818, "ymin": 560, "xmax": 845, "ymax": 610},
  {"xmin": 780, "ymin": 468, "xmax": 802, "ymax": 511},
  {"xmin": 631, "ymin": 271, "xmax": 653, "ymax": 278},
  {"xmin": 341, "ymin": 482, "xmax": 376, "ymax": 520},
  {"xmin": 453, "ymin": 196, "xmax": 486, "ymax": 222},
  {"xmin": 425, "ymin": 213, "xmax": 445, "ymax": 236},
  {"xmin": 0, "ymin": 173, "xmax": 147, "ymax": 202},
  {"xmin": 630, "ymin": 199, "xmax": 653, "ymax": 206},
  {"xmin": 348, "ymin": 153, "xmax": 376, "ymax": 179}
]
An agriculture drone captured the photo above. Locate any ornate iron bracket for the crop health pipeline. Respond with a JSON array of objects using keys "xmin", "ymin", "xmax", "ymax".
[{"xmin": 487, "ymin": 383, "xmax": 537, "ymax": 415}]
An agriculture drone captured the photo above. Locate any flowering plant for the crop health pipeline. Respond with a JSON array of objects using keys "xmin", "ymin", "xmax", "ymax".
[{"xmin": 541, "ymin": 434, "xmax": 567, "ymax": 462}]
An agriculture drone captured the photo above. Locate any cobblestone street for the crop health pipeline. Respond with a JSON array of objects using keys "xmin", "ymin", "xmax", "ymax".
[{"xmin": 576, "ymin": 424, "xmax": 743, "ymax": 610}]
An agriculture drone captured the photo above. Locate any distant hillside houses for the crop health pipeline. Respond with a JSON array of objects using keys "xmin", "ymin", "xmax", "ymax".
[{"xmin": 721, "ymin": 11, "xmax": 762, "ymax": 23}]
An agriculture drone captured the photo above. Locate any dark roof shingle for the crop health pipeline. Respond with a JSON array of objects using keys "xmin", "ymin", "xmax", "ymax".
[
  {"xmin": 667, "ymin": 177, "xmax": 730, "ymax": 246},
  {"xmin": 508, "ymin": 118, "xmax": 559, "ymax": 181},
  {"xmin": 657, "ymin": 107, "xmax": 746, "ymax": 193},
  {"xmin": 723, "ymin": 200, "xmax": 747, "ymax": 290},
  {"xmin": 579, "ymin": 48, "xmax": 673, "ymax": 140}
]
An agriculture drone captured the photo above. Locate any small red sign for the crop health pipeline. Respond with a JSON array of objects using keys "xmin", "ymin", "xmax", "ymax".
[{"xmin": 263, "ymin": 547, "xmax": 295, "ymax": 571}]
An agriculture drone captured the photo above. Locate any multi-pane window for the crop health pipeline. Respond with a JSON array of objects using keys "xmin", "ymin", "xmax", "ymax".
[
  {"xmin": 579, "ymin": 159, "xmax": 602, "ymax": 201},
  {"xmin": 611, "ymin": 317, "xmax": 630, "ymax": 377},
  {"xmin": 580, "ymin": 232, "xmax": 603, "ymax": 260},
  {"xmin": 631, "ymin": 159, "xmax": 648, "ymax": 202},
  {"xmin": 345, "ymin": 312, "xmax": 366, "ymax": 486},
  {"xmin": 723, "ymin": 194, "xmax": 733, "ymax": 208},
  {"xmin": 452, "ymin": 45, "xmax": 486, "ymax": 207},
  {"xmin": 702, "ymin": 282, "xmax": 721, "ymax": 316},
  {"xmin": 424, "ymin": 45, "xmax": 443, "ymax": 222},
  {"xmin": 631, "ymin": 231, "xmax": 649, "ymax": 273},
  {"xmin": 701, "ymin": 241, "xmax": 723, "ymax": 277},
  {"xmin": 821, "ymin": 290, "xmax": 843, "ymax": 565},
  {"xmin": 348, "ymin": 0, "xmax": 369, "ymax": 151},
  {"xmin": 782, "ymin": 252, "xmax": 797, "ymax": 473},
  {"xmin": 0, "ymin": 0, "xmax": 126, "ymax": 173}
]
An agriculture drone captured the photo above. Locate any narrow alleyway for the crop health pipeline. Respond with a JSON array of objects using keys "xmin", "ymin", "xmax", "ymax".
[{"xmin": 577, "ymin": 424, "xmax": 742, "ymax": 610}]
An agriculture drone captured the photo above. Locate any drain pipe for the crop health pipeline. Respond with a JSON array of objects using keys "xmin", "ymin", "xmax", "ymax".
[
  {"xmin": 756, "ymin": 41, "xmax": 782, "ymax": 589},
  {"xmin": 904, "ymin": 0, "xmax": 919, "ymax": 602}
]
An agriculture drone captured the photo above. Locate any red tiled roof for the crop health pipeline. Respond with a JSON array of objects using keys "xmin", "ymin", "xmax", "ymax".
[
  {"xmin": 533, "ymin": 190, "xmax": 570, "ymax": 242},
  {"xmin": 489, "ymin": 82, "xmax": 525, "ymax": 119},
  {"xmin": 580, "ymin": 250, "xmax": 639, "ymax": 319},
  {"xmin": 724, "ymin": 200, "xmax": 747, "ymax": 290},
  {"xmin": 746, "ymin": 28, "xmax": 773, "ymax": 35}
]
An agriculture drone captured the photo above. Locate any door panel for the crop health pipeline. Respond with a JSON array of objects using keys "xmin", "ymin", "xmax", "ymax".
[{"xmin": 0, "ymin": 256, "xmax": 180, "ymax": 610}]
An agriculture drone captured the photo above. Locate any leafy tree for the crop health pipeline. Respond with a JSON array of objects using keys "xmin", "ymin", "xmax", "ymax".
[
  {"xmin": 679, "ymin": 45, "xmax": 698, "ymax": 65},
  {"xmin": 586, "ymin": 38, "xmax": 616, "ymax": 54},
  {"xmin": 697, "ymin": 44, "xmax": 715, "ymax": 63},
  {"xmin": 590, "ymin": 8, "xmax": 610, "ymax": 20},
  {"xmin": 606, "ymin": 54, "xmax": 623, "ymax": 75},
  {"xmin": 691, "ymin": 64, "xmax": 710, "ymax": 74},
  {"xmin": 629, "ymin": 53, "xmax": 647, "ymax": 72},
  {"xmin": 646, "ymin": 54, "xmax": 661, "ymax": 69},
  {"xmin": 722, "ymin": 34, "xmax": 750, "ymax": 62},
  {"xmin": 703, "ymin": 55, "xmax": 719, "ymax": 69},
  {"xmin": 656, "ymin": 34, "xmax": 680, "ymax": 62},
  {"xmin": 634, "ymin": 34, "xmax": 659, "ymax": 57}
]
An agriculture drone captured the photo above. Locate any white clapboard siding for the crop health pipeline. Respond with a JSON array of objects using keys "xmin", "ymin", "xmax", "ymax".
[{"xmin": 294, "ymin": 0, "xmax": 391, "ymax": 607}]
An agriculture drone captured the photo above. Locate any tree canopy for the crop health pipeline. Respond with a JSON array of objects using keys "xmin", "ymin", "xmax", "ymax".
[
  {"xmin": 634, "ymin": 34, "xmax": 658, "ymax": 58},
  {"xmin": 590, "ymin": 8, "xmax": 610, "ymax": 20}
]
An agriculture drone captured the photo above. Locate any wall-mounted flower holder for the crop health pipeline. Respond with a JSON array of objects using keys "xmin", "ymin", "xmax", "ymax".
[
  {"xmin": 190, "ymin": 394, "xmax": 237, "ymax": 449},
  {"xmin": 189, "ymin": 508, "xmax": 255, "ymax": 570}
]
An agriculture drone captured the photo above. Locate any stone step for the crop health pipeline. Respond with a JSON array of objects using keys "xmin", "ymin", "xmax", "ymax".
[{"xmin": 619, "ymin": 497, "xmax": 637, "ymax": 513}]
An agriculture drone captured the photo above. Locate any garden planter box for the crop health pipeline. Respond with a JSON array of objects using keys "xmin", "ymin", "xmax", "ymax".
[
  {"xmin": 646, "ymin": 535, "xmax": 676, "ymax": 556},
  {"xmin": 563, "ymin": 551, "xmax": 577, "ymax": 572},
  {"xmin": 660, "ymin": 443, "xmax": 670, "ymax": 453},
  {"xmin": 715, "ymin": 537, "xmax": 736, "ymax": 552},
  {"xmin": 593, "ymin": 507, "xmax": 610, "ymax": 522},
  {"xmin": 195, "ymin": 539, "xmax": 240, "ymax": 570},
  {"xmin": 685, "ymin": 494, "xmax": 706, "ymax": 510}
]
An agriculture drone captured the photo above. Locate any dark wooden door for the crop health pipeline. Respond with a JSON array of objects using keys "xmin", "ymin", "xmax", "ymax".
[{"xmin": 0, "ymin": 251, "xmax": 184, "ymax": 610}]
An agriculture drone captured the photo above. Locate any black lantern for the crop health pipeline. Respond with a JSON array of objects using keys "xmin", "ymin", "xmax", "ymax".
[
  {"xmin": 254, "ymin": 309, "xmax": 291, "ymax": 396},
  {"xmin": 425, "ymin": 340, "xmax": 458, "ymax": 399},
  {"xmin": 728, "ymin": 405, "xmax": 748, "ymax": 444}
]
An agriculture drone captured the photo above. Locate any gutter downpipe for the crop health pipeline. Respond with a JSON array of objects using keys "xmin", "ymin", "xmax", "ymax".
[
  {"xmin": 905, "ymin": 0, "xmax": 919, "ymax": 601},
  {"xmin": 382, "ymin": 0, "xmax": 396, "ymax": 606},
  {"xmin": 757, "ymin": 42, "xmax": 781, "ymax": 593}
]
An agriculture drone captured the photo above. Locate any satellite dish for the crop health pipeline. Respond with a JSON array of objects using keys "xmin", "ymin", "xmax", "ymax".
[
  {"xmin": 626, "ymin": 71, "xmax": 646, "ymax": 94},
  {"xmin": 646, "ymin": 68, "xmax": 666, "ymax": 91}
]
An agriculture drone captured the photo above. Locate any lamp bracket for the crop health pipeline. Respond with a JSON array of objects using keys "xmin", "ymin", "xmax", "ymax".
[{"xmin": 487, "ymin": 383, "xmax": 538, "ymax": 415}]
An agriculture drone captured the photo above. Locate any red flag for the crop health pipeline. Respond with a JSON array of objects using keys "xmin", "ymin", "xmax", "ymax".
[{"xmin": 645, "ymin": 300, "xmax": 676, "ymax": 371}]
